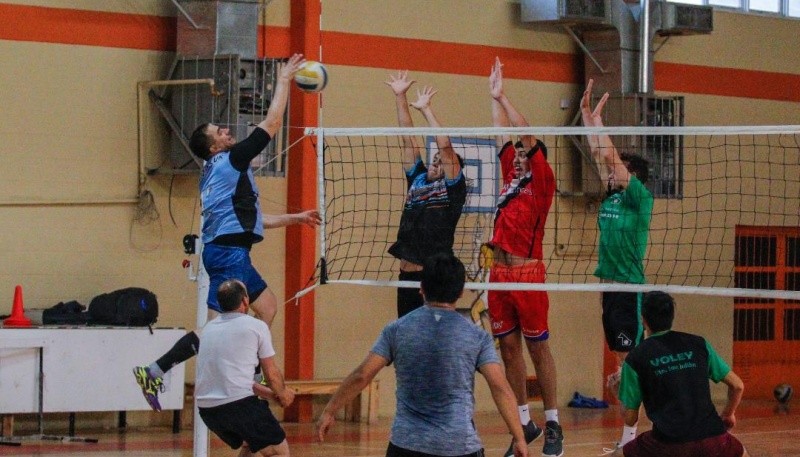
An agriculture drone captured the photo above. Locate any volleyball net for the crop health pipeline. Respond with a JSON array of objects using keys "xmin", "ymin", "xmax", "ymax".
[{"xmin": 308, "ymin": 125, "xmax": 800, "ymax": 301}]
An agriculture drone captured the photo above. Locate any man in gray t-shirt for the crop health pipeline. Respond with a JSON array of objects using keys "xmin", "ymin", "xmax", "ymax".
[{"xmin": 317, "ymin": 253, "xmax": 528, "ymax": 457}]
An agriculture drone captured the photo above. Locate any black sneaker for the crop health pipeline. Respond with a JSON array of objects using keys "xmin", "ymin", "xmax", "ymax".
[
  {"xmin": 542, "ymin": 420, "xmax": 564, "ymax": 457},
  {"xmin": 503, "ymin": 421, "xmax": 543, "ymax": 457}
]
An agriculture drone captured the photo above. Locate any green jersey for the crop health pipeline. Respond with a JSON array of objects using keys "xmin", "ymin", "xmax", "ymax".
[{"xmin": 595, "ymin": 176, "xmax": 653, "ymax": 284}]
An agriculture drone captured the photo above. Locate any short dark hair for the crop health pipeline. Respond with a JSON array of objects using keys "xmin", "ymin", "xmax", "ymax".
[
  {"xmin": 189, "ymin": 123, "xmax": 212, "ymax": 160},
  {"xmin": 642, "ymin": 291, "xmax": 675, "ymax": 332},
  {"xmin": 217, "ymin": 279, "xmax": 248, "ymax": 312},
  {"xmin": 515, "ymin": 139, "xmax": 547, "ymax": 159},
  {"xmin": 620, "ymin": 152, "xmax": 649, "ymax": 184},
  {"xmin": 420, "ymin": 253, "xmax": 465, "ymax": 303}
]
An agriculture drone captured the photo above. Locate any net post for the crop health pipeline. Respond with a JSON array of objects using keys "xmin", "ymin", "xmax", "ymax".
[
  {"xmin": 193, "ymin": 216, "xmax": 209, "ymax": 457},
  {"xmin": 311, "ymin": 126, "xmax": 327, "ymax": 283},
  {"xmin": 319, "ymin": 257, "xmax": 328, "ymax": 285}
]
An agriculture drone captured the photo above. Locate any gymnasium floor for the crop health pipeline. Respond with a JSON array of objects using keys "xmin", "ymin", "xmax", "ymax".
[{"xmin": 1, "ymin": 400, "xmax": 798, "ymax": 457}]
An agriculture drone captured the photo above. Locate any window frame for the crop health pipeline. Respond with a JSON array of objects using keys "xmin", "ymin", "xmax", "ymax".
[{"xmin": 668, "ymin": 0, "xmax": 800, "ymax": 18}]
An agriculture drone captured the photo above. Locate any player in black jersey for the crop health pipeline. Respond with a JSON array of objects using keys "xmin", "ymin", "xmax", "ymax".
[
  {"xmin": 384, "ymin": 71, "xmax": 466, "ymax": 318},
  {"xmin": 609, "ymin": 291, "xmax": 748, "ymax": 457}
]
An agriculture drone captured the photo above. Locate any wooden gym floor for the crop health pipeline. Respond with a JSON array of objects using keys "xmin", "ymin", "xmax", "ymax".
[{"xmin": 1, "ymin": 399, "xmax": 797, "ymax": 457}]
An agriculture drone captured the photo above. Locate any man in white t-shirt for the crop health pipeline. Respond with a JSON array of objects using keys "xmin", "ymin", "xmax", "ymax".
[{"xmin": 196, "ymin": 279, "xmax": 295, "ymax": 456}]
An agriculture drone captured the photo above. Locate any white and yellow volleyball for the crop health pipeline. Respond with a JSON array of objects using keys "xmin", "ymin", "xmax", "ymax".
[{"xmin": 294, "ymin": 61, "xmax": 328, "ymax": 93}]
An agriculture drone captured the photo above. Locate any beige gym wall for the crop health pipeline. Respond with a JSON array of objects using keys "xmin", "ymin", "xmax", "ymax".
[{"xmin": 1, "ymin": 0, "xmax": 799, "ymax": 424}]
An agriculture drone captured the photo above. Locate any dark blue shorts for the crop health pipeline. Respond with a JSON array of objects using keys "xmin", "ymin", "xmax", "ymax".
[
  {"xmin": 199, "ymin": 396, "xmax": 285, "ymax": 452},
  {"xmin": 202, "ymin": 244, "xmax": 267, "ymax": 313}
]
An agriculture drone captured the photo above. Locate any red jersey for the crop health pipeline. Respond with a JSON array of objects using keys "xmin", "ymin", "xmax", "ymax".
[{"xmin": 490, "ymin": 140, "xmax": 555, "ymax": 259}]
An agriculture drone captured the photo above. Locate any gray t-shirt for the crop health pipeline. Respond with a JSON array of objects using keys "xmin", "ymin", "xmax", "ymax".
[
  {"xmin": 196, "ymin": 312, "xmax": 275, "ymax": 408},
  {"xmin": 371, "ymin": 305, "xmax": 500, "ymax": 456}
]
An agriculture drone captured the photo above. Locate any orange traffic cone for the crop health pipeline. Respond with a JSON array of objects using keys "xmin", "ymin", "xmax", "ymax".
[{"xmin": 4, "ymin": 285, "xmax": 32, "ymax": 327}]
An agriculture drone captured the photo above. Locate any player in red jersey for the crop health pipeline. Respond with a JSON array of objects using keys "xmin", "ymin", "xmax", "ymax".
[{"xmin": 487, "ymin": 58, "xmax": 561, "ymax": 457}]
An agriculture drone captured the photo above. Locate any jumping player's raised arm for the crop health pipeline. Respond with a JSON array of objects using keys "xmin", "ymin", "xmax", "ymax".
[
  {"xmin": 410, "ymin": 86, "xmax": 461, "ymax": 180},
  {"xmin": 258, "ymin": 53, "xmax": 305, "ymax": 138},
  {"xmin": 385, "ymin": 70, "xmax": 421, "ymax": 171},
  {"xmin": 581, "ymin": 79, "xmax": 632, "ymax": 189},
  {"xmin": 490, "ymin": 57, "xmax": 537, "ymax": 150}
]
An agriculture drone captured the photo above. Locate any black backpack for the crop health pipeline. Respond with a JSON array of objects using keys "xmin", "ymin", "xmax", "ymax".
[
  {"xmin": 43, "ymin": 300, "xmax": 90, "ymax": 325},
  {"xmin": 88, "ymin": 287, "xmax": 158, "ymax": 327}
]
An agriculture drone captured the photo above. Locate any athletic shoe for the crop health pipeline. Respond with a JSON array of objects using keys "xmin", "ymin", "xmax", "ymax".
[
  {"xmin": 503, "ymin": 420, "xmax": 543, "ymax": 457},
  {"xmin": 542, "ymin": 421, "xmax": 564, "ymax": 457},
  {"xmin": 600, "ymin": 442, "xmax": 623, "ymax": 456},
  {"xmin": 132, "ymin": 366, "xmax": 164, "ymax": 411}
]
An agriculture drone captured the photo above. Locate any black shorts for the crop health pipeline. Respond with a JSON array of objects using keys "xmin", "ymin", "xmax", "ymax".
[
  {"xmin": 397, "ymin": 270, "xmax": 424, "ymax": 318},
  {"xmin": 602, "ymin": 291, "xmax": 643, "ymax": 352},
  {"xmin": 199, "ymin": 396, "xmax": 286, "ymax": 452},
  {"xmin": 387, "ymin": 441, "xmax": 485, "ymax": 457}
]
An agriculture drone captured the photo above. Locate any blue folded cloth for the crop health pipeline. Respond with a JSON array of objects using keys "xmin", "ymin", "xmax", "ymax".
[{"xmin": 568, "ymin": 391, "xmax": 609, "ymax": 409}]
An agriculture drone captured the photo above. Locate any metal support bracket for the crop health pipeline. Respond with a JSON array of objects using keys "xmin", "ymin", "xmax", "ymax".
[
  {"xmin": 563, "ymin": 25, "xmax": 607, "ymax": 74},
  {"xmin": 170, "ymin": 0, "xmax": 203, "ymax": 30}
]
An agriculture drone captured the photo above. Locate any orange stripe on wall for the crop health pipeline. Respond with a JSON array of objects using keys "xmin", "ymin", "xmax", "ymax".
[
  {"xmin": 655, "ymin": 62, "xmax": 800, "ymax": 103},
  {"xmin": 260, "ymin": 27, "xmax": 580, "ymax": 83},
  {"xmin": 322, "ymin": 31, "xmax": 581, "ymax": 84},
  {"xmin": 0, "ymin": 3, "xmax": 175, "ymax": 51},
  {"xmin": 3, "ymin": 4, "xmax": 799, "ymax": 102}
]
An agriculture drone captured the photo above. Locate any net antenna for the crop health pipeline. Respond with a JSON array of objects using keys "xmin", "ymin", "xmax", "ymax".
[{"xmin": 307, "ymin": 125, "xmax": 800, "ymax": 302}]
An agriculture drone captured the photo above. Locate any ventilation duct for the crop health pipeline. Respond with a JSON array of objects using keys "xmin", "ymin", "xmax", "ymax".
[
  {"xmin": 148, "ymin": 0, "xmax": 286, "ymax": 176},
  {"xmin": 176, "ymin": 0, "xmax": 259, "ymax": 58},
  {"xmin": 521, "ymin": 0, "xmax": 713, "ymax": 96},
  {"xmin": 521, "ymin": 0, "xmax": 708, "ymax": 199},
  {"xmin": 521, "ymin": 0, "xmax": 612, "ymax": 26}
]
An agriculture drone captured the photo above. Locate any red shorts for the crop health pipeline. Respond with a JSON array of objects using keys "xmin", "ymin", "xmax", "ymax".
[
  {"xmin": 624, "ymin": 430, "xmax": 744, "ymax": 457},
  {"xmin": 488, "ymin": 262, "xmax": 549, "ymax": 340}
]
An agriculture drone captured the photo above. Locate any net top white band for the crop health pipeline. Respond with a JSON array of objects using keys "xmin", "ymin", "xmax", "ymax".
[
  {"xmin": 305, "ymin": 125, "xmax": 800, "ymax": 137},
  {"xmin": 325, "ymin": 280, "xmax": 800, "ymax": 301}
]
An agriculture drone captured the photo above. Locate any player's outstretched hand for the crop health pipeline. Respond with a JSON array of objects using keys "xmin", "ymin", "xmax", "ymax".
[
  {"xmin": 297, "ymin": 209, "xmax": 322, "ymax": 227},
  {"xmin": 279, "ymin": 53, "xmax": 306, "ymax": 81},
  {"xmin": 384, "ymin": 70, "xmax": 416, "ymax": 96},
  {"xmin": 490, "ymin": 56, "xmax": 504, "ymax": 100},
  {"xmin": 410, "ymin": 86, "xmax": 437, "ymax": 111},
  {"xmin": 316, "ymin": 410, "xmax": 335, "ymax": 442},
  {"xmin": 581, "ymin": 78, "xmax": 609, "ymax": 127}
]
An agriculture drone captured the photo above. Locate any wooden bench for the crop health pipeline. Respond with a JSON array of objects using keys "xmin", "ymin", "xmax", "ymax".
[{"xmin": 284, "ymin": 378, "xmax": 379, "ymax": 424}]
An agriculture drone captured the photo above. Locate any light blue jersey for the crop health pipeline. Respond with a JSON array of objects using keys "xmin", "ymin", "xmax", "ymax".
[{"xmin": 200, "ymin": 151, "xmax": 264, "ymax": 244}]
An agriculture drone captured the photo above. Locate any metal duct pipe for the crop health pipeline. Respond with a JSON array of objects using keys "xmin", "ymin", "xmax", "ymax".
[{"xmin": 639, "ymin": 0, "xmax": 651, "ymax": 93}]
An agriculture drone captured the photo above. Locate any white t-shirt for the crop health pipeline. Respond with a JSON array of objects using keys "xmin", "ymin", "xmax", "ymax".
[{"xmin": 195, "ymin": 312, "xmax": 275, "ymax": 408}]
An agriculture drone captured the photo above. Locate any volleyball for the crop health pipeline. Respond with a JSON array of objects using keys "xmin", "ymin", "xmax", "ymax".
[
  {"xmin": 774, "ymin": 383, "xmax": 793, "ymax": 404},
  {"xmin": 294, "ymin": 61, "xmax": 328, "ymax": 93}
]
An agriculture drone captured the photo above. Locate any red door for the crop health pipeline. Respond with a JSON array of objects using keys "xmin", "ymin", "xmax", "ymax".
[{"xmin": 733, "ymin": 226, "xmax": 800, "ymax": 399}]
